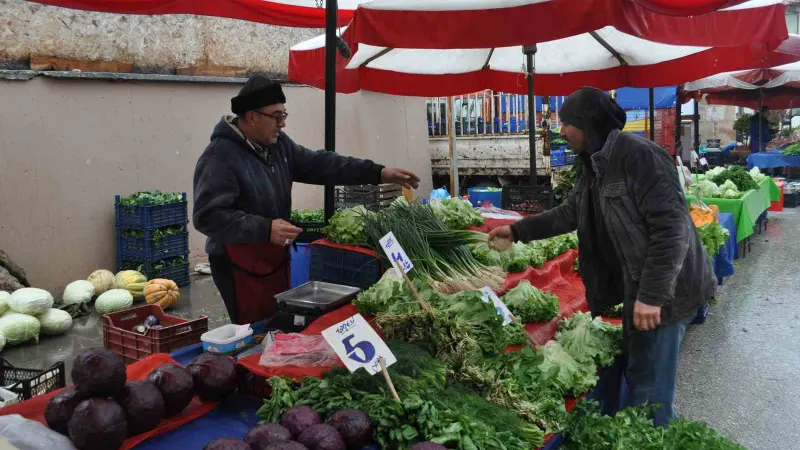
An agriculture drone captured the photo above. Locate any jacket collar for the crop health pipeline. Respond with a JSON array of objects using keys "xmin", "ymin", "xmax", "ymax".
[{"xmin": 590, "ymin": 128, "xmax": 622, "ymax": 180}]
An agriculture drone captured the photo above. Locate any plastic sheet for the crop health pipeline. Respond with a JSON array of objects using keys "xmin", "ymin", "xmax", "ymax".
[
  {"xmin": 258, "ymin": 332, "xmax": 340, "ymax": 369},
  {"xmin": 0, "ymin": 354, "xmax": 218, "ymax": 450}
]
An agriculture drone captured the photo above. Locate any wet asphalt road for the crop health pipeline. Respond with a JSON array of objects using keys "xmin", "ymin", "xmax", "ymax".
[{"xmin": 675, "ymin": 209, "xmax": 800, "ymax": 450}]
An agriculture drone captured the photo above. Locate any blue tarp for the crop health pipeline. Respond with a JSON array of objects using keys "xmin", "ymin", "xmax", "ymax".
[
  {"xmin": 747, "ymin": 152, "xmax": 800, "ymax": 169},
  {"xmin": 614, "ymin": 87, "xmax": 677, "ymax": 110}
]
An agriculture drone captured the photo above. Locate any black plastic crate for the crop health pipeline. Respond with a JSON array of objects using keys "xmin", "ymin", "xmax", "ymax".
[
  {"xmin": 502, "ymin": 185, "xmax": 554, "ymax": 214},
  {"xmin": 115, "ymin": 193, "xmax": 188, "ymax": 229},
  {"xmin": 116, "ymin": 226, "xmax": 189, "ymax": 260},
  {"xmin": 334, "ymin": 185, "xmax": 402, "ymax": 211},
  {"xmin": 309, "ymin": 245, "xmax": 382, "ymax": 290},
  {"xmin": 785, "ymin": 192, "xmax": 798, "ymax": 208},
  {"xmin": 0, "ymin": 358, "xmax": 66, "ymax": 401},
  {"xmin": 565, "ymin": 152, "xmax": 577, "ymax": 165},
  {"xmin": 118, "ymin": 257, "xmax": 191, "ymax": 286},
  {"xmin": 294, "ymin": 222, "xmax": 326, "ymax": 244}
]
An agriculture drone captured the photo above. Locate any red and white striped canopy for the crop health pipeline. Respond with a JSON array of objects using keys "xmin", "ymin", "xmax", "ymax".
[
  {"xmin": 343, "ymin": 0, "xmax": 787, "ymax": 49},
  {"xmin": 27, "ymin": 0, "xmax": 786, "ymax": 36},
  {"xmin": 288, "ymin": 19, "xmax": 797, "ymax": 97},
  {"xmin": 683, "ymin": 51, "xmax": 800, "ymax": 109},
  {"xmin": 25, "ymin": 0, "xmax": 364, "ymax": 28}
]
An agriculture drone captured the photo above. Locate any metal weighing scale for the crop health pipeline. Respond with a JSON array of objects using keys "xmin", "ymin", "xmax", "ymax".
[{"xmin": 275, "ymin": 281, "xmax": 361, "ymax": 330}]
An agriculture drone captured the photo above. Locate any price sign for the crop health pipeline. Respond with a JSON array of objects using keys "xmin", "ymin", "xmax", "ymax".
[
  {"xmin": 699, "ymin": 157, "xmax": 709, "ymax": 166},
  {"xmin": 321, "ymin": 314, "xmax": 396, "ymax": 375},
  {"xmin": 480, "ymin": 286, "xmax": 514, "ymax": 326},
  {"xmin": 379, "ymin": 231, "xmax": 414, "ymax": 273}
]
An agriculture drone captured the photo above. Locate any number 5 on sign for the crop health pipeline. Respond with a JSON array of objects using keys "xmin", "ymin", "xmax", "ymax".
[
  {"xmin": 321, "ymin": 314, "xmax": 397, "ymax": 375},
  {"xmin": 379, "ymin": 231, "xmax": 414, "ymax": 273}
]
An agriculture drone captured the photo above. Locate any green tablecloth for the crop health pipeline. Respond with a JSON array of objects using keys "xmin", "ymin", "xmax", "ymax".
[{"xmin": 685, "ymin": 177, "xmax": 778, "ymax": 242}]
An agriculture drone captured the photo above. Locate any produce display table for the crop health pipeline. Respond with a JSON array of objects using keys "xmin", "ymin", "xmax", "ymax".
[
  {"xmin": 685, "ymin": 177, "xmax": 779, "ymax": 243},
  {"xmin": 714, "ymin": 212, "xmax": 737, "ymax": 285},
  {"xmin": 746, "ymin": 152, "xmax": 800, "ymax": 170}
]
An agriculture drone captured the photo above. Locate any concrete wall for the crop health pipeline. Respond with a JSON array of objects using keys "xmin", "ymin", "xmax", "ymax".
[
  {"xmin": 0, "ymin": 0, "xmax": 318, "ymax": 74},
  {"xmin": 0, "ymin": 75, "xmax": 431, "ymax": 294}
]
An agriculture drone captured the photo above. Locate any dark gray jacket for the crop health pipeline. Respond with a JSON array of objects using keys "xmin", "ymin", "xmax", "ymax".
[
  {"xmin": 193, "ymin": 117, "xmax": 384, "ymax": 255},
  {"xmin": 511, "ymin": 130, "xmax": 716, "ymax": 323}
]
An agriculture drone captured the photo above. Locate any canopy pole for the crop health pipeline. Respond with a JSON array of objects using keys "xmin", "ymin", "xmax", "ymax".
[
  {"xmin": 524, "ymin": 44, "xmax": 537, "ymax": 186},
  {"xmin": 674, "ymin": 86, "xmax": 682, "ymax": 159},
  {"xmin": 323, "ymin": 0, "xmax": 338, "ymax": 223},
  {"xmin": 693, "ymin": 100, "xmax": 700, "ymax": 155},
  {"xmin": 649, "ymin": 88, "xmax": 655, "ymax": 141},
  {"xmin": 447, "ymin": 96, "xmax": 459, "ymax": 197}
]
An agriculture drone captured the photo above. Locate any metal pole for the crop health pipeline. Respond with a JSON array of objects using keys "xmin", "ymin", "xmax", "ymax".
[
  {"xmin": 674, "ymin": 86, "xmax": 682, "ymax": 158},
  {"xmin": 649, "ymin": 88, "xmax": 655, "ymax": 141},
  {"xmin": 693, "ymin": 99, "xmax": 700, "ymax": 155},
  {"xmin": 323, "ymin": 0, "xmax": 338, "ymax": 223},
  {"xmin": 524, "ymin": 44, "xmax": 537, "ymax": 186},
  {"xmin": 447, "ymin": 96, "xmax": 459, "ymax": 197}
]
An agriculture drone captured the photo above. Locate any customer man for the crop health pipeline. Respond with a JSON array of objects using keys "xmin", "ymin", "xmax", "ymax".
[
  {"xmin": 489, "ymin": 87, "xmax": 715, "ymax": 426},
  {"xmin": 193, "ymin": 75, "xmax": 420, "ymax": 325}
]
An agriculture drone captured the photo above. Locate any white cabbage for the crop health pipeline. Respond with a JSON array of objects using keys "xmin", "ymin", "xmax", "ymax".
[
  {"xmin": 8, "ymin": 288, "xmax": 53, "ymax": 316},
  {"xmin": 36, "ymin": 309, "xmax": 73, "ymax": 335},
  {"xmin": 0, "ymin": 292, "xmax": 9, "ymax": 315},
  {"xmin": 95, "ymin": 289, "xmax": 134, "ymax": 315},
  {"xmin": 62, "ymin": 280, "xmax": 95, "ymax": 305},
  {"xmin": 0, "ymin": 313, "xmax": 40, "ymax": 345},
  {"xmin": 0, "ymin": 333, "xmax": 5, "ymax": 352}
]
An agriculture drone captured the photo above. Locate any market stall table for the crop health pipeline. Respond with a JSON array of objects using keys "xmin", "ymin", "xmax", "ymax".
[{"xmin": 685, "ymin": 177, "xmax": 779, "ymax": 245}]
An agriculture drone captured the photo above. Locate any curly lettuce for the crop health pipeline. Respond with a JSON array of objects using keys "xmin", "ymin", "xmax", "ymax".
[
  {"xmin": 556, "ymin": 312, "xmax": 622, "ymax": 367},
  {"xmin": 537, "ymin": 341, "xmax": 598, "ymax": 396},
  {"xmin": 502, "ymin": 280, "xmax": 559, "ymax": 323}
]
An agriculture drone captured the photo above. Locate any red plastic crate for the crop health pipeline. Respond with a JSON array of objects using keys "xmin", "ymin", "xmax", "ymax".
[{"xmin": 102, "ymin": 304, "xmax": 208, "ymax": 364}]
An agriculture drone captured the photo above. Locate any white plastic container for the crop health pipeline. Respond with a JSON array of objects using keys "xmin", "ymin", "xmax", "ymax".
[
  {"xmin": 201, "ymin": 324, "xmax": 253, "ymax": 354},
  {"xmin": 0, "ymin": 387, "xmax": 20, "ymax": 408}
]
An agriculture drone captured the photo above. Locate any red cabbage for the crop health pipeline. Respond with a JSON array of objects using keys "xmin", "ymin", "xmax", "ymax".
[
  {"xmin": 245, "ymin": 424, "xmax": 294, "ymax": 450},
  {"xmin": 326, "ymin": 409, "xmax": 373, "ymax": 449},
  {"xmin": 281, "ymin": 405, "xmax": 321, "ymax": 438},
  {"xmin": 68, "ymin": 398, "xmax": 127, "ymax": 450},
  {"xmin": 297, "ymin": 424, "xmax": 345, "ymax": 450},
  {"xmin": 187, "ymin": 353, "xmax": 238, "ymax": 401}
]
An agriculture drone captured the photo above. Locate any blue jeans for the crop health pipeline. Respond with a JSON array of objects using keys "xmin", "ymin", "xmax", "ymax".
[{"xmin": 623, "ymin": 311, "xmax": 694, "ymax": 427}]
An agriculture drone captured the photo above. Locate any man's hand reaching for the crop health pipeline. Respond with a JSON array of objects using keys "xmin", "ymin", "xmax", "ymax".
[
  {"xmin": 381, "ymin": 168, "xmax": 421, "ymax": 190},
  {"xmin": 270, "ymin": 219, "xmax": 302, "ymax": 246}
]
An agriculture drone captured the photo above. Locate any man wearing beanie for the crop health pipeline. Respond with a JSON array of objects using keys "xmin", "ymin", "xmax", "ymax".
[
  {"xmin": 490, "ymin": 87, "xmax": 715, "ymax": 427},
  {"xmin": 193, "ymin": 75, "xmax": 420, "ymax": 325}
]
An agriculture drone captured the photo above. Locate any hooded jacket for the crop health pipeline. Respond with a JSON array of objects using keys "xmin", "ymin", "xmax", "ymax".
[
  {"xmin": 511, "ymin": 88, "xmax": 716, "ymax": 324},
  {"xmin": 193, "ymin": 116, "xmax": 384, "ymax": 255}
]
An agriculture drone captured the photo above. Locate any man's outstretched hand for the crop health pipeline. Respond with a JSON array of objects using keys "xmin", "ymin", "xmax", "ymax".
[{"xmin": 382, "ymin": 168, "xmax": 421, "ymax": 190}]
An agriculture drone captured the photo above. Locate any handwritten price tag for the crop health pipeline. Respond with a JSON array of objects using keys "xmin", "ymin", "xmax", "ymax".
[
  {"xmin": 379, "ymin": 231, "xmax": 414, "ymax": 273},
  {"xmin": 480, "ymin": 286, "xmax": 514, "ymax": 326},
  {"xmin": 321, "ymin": 314, "xmax": 397, "ymax": 375}
]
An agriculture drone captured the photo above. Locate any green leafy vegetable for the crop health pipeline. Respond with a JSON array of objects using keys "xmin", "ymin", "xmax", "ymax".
[
  {"xmin": 324, "ymin": 206, "xmax": 370, "ymax": 244},
  {"xmin": 537, "ymin": 341, "xmax": 598, "ymax": 396},
  {"xmin": 429, "ymin": 198, "xmax": 485, "ymax": 230},
  {"xmin": 119, "ymin": 190, "xmax": 182, "ymax": 206},
  {"xmin": 556, "ymin": 312, "xmax": 623, "ymax": 367},
  {"xmin": 783, "ymin": 142, "xmax": 800, "ymax": 156},
  {"xmin": 563, "ymin": 400, "xmax": 747, "ymax": 450},
  {"xmin": 697, "ymin": 222, "xmax": 730, "ymax": 258},
  {"xmin": 502, "ymin": 280, "xmax": 560, "ymax": 323},
  {"xmin": 291, "ymin": 208, "xmax": 324, "ymax": 224},
  {"xmin": 710, "ymin": 165, "xmax": 758, "ymax": 192},
  {"xmin": 121, "ymin": 225, "xmax": 186, "ymax": 247}
]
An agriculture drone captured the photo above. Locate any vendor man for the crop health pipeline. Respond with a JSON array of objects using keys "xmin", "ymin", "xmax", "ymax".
[
  {"xmin": 749, "ymin": 106, "xmax": 775, "ymax": 153},
  {"xmin": 489, "ymin": 87, "xmax": 715, "ymax": 427},
  {"xmin": 193, "ymin": 75, "xmax": 420, "ymax": 325}
]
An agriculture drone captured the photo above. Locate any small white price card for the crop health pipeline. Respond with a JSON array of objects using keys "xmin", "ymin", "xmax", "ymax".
[
  {"xmin": 480, "ymin": 286, "xmax": 514, "ymax": 326},
  {"xmin": 379, "ymin": 231, "xmax": 414, "ymax": 273},
  {"xmin": 321, "ymin": 313, "xmax": 397, "ymax": 375},
  {"xmin": 699, "ymin": 157, "xmax": 709, "ymax": 166}
]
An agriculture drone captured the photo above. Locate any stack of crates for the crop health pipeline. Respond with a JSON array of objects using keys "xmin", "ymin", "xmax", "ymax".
[{"xmin": 115, "ymin": 193, "xmax": 190, "ymax": 286}]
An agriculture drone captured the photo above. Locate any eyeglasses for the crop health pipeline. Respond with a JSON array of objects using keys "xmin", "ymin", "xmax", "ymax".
[{"xmin": 254, "ymin": 111, "xmax": 289, "ymax": 123}]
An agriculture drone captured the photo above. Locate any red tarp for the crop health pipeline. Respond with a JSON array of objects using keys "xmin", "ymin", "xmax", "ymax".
[
  {"xmin": 0, "ymin": 354, "xmax": 218, "ymax": 450},
  {"xmin": 27, "ymin": 0, "xmax": 353, "ymax": 28}
]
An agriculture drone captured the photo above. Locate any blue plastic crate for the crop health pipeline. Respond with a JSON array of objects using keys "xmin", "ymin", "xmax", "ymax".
[
  {"xmin": 116, "ymin": 227, "xmax": 189, "ymax": 261},
  {"xmin": 551, "ymin": 149, "xmax": 566, "ymax": 167},
  {"xmin": 309, "ymin": 245, "xmax": 382, "ymax": 290},
  {"xmin": 115, "ymin": 193, "xmax": 188, "ymax": 229},
  {"xmin": 118, "ymin": 256, "xmax": 190, "ymax": 287}
]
